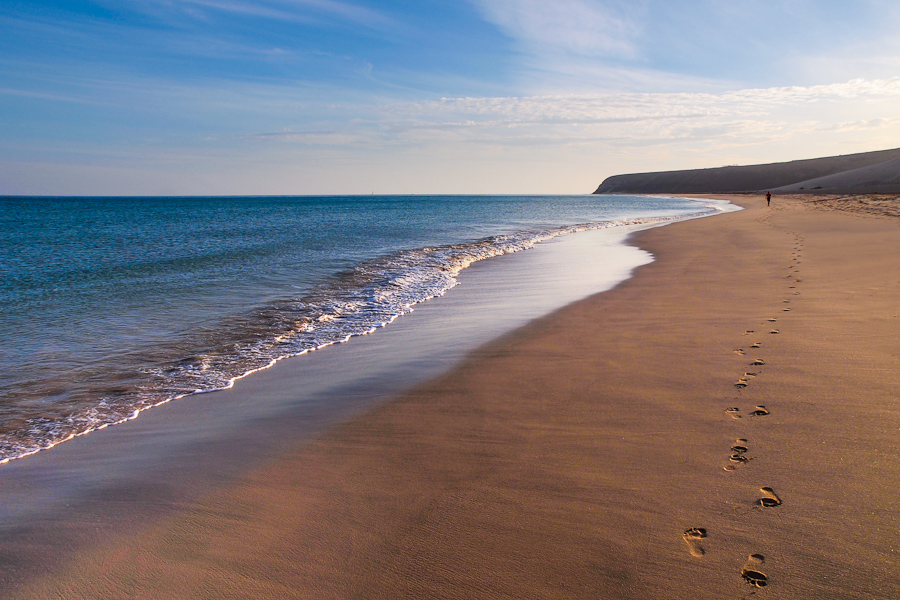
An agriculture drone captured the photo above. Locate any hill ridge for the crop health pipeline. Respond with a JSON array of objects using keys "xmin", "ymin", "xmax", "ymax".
[{"xmin": 593, "ymin": 147, "xmax": 900, "ymax": 194}]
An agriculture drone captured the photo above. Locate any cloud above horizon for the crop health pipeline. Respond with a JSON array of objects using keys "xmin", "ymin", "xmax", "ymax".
[
  {"xmin": 471, "ymin": 0, "xmax": 641, "ymax": 59},
  {"xmin": 2, "ymin": 1, "xmax": 900, "ymax": 195},
  {"xmin": 238, "ymin": 77, "xmax": 900, "ymax": 150},
  {"xmin": 470, "ymin": 0, "xmax": 900, "ymax": 92}
]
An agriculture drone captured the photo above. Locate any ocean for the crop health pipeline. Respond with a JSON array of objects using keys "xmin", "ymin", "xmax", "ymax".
[{"xmin": 0, "ymin": 194, "xmax": 718, "ymax": 465}]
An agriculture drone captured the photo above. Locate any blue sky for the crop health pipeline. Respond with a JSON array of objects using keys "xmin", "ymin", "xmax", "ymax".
[{"xmin": 3, "ymin": 0, "xmax": 900, "ymax": 195}]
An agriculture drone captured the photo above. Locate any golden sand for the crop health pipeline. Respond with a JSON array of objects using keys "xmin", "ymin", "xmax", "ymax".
[{"xmin": 12, "ymin": 195, "xmax": 900, "ymax": 599}]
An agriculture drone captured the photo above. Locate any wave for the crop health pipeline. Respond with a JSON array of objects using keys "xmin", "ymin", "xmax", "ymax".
[{"xmin": 0, "ymin": 208, "xmax": 714, "ymax": 465}]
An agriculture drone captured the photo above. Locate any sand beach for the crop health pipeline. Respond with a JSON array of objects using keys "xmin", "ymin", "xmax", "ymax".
[{"xmin": 4, "ymin": 194, "xmax": 900, "ymax": 599}]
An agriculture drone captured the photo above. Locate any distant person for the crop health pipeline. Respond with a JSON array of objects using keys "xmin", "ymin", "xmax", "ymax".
[{"xmin": 765, "ymin": 191, "xmax": 771, "ymax": 206}]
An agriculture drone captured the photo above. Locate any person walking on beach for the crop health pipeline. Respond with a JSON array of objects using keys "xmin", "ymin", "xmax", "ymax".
[{"xmin": 766, "ymin": 191, "xmax": 771, "ymax": 206}]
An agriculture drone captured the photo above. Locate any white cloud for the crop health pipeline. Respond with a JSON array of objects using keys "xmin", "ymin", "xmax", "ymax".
[
  {"xmin": 7, "ymin": 77, "xmax": 900, "ymax": 195},
  {"xmin": 471, "ymin": 0, "xmax": 642, "ymax": 59},
  {"xmin": 368, "ymin": 77, "xmax": 900, "ymax": 146},
  {"xmin": 111, "ymin": 0, "xmax": 395, "ymax": 30},
  {"xmin": 469, "ymin": 0, "xmax": 900, "ymax": 94},
  {"xmin": 822, "ymin": 118, "xmax": 900, "ymax": 132}
]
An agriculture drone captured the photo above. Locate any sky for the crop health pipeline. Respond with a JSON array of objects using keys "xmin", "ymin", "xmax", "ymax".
[{"xmin": 2, "ymin": 0, "xmax": 900, "ymax": 195}]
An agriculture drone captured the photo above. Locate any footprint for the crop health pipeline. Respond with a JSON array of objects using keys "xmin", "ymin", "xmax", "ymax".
[
  {"xmin": 757, "ymin": 487, "xmax": 782, "ymax": 508},
  {"xmin": 767, "ymin": 318, "xmax": 777, "ymax": 323},
  {"xmin": 750, "ymin": 359, "xmax": 765, "ymax": 366},
  {"xmin": 728, "ymin": 439, "xmax": 750, "ymax": 467},
  {"xmin": 784, "ymin": 308, "xmax": 791, "ymax": 312},
  {"xmin": 744, "ymin": 330, "xmax": 755, "ymax": 335},
  {"xmin": 682, "ymin": 527, "xmax": 707, "ymax": 557},
  {"xmin": 726, "ymin": 407, "xmax": 742, "ymax": 419},
  {"xmin": 734, "ymin": 378, "xmax": 749, "ymax": 389},
  {"xmin": 731, "ymin": 438, "xmax": 749, "ymax": 453},
  {"xmin": 741, "ymin": 554, "xmax": 768, "ymax": 587},
  {"xmin": 769, "ymin": 329, "xmax": 780, "ymax": 334},
  {"xmin": 750, "ymin": 342, "xmax": 761, "ymax": 349},
  {"xmin": 733, "ymin": 348, "xmax": 746, "ymax": 356},
  {"xmin": 750, "ymin": 405, "xmax": 769, "ymax": 417}
]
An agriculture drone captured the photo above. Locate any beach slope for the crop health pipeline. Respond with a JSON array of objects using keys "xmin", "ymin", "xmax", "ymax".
[{"xmin": 10, "ymin": 195, "xmax": 900, "ymax": 599}]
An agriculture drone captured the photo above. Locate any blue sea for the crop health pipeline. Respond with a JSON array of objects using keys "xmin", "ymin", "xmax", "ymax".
[{"xmin": 0, "ymin": 194, "xmax": 716, "ymax": 464}]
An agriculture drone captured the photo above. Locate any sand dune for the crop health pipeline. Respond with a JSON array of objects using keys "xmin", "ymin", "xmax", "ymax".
[
  {"xmin": 774, "ymin": 155, "xmax": 900, "ymax": 193},
  {"xmin": 594, "ymin": 147, "xmax": 900, "ymax": 194}
]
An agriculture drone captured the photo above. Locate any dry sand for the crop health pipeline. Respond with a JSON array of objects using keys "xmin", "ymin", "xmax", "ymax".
[{"xmin": 10, "ymin": 194, "xmax": 900, "ymax": 599}]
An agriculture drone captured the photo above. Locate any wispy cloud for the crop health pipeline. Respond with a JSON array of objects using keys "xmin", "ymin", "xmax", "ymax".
[
  {"xmin": 7, "ymin": 73, "xmax": 900, "ymax": 195},
  {"xmin": 468, "ymin": 0, "xmax": 900, "ymax": 94},
  {"xmin": 6, "ymin": 0, "xmax": 900, "ymax": 196},
  {"xmin": 820, "ymin": 117, "xmax": 900, "ymax": 132},
  {"xmin": 470, "ymin": 0, "xmax": 641, "ymax": 58},
  {"xmin": 118, "ymin": 0, "xmax": 395, "ymax": 29},
  {"xmin": 0, "ymin": 86, "xmax": 100, "ymax": 105},
  {"xmin": 358, "ymin": 77, "xmax": 900, "ymax": 146},
  {"xmin": 285, "ymin": 0, "xmax": 396, "ymax": 28}
]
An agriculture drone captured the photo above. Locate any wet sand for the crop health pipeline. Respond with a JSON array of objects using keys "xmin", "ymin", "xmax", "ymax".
[{"xmin": 8, "ymin": 195, "xmax": 900, "ymax": 599}]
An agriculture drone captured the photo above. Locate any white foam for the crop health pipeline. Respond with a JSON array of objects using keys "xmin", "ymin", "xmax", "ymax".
[{"xmin": 0, "ymin": 201, "xmax": 726, "ymax": 466}]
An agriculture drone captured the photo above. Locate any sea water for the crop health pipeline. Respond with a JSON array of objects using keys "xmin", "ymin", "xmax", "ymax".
[{"xmin": 0, "ymin": 195, "xmax": 716, "ymax": 464}]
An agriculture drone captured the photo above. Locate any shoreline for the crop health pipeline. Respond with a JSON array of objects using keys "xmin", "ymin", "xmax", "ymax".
[
  {"xmin": 0, "ymin": 209, "xmax": 712, "ymax": 593},
  {"xmin": 6, "ymin": 194, "xmax": 900, "ymax": 598},
  {"xmin": 0, "ymin": 202, "xmax": 718, "ymax": 467}
]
